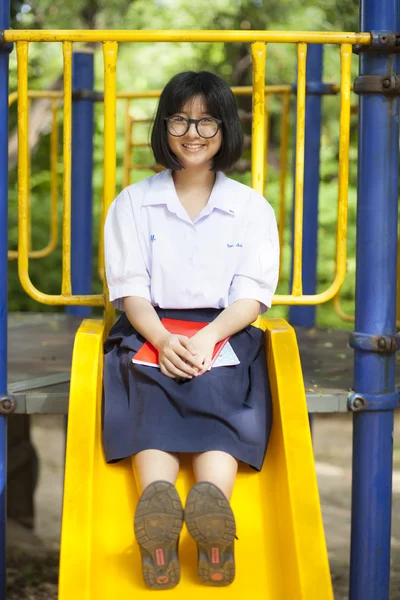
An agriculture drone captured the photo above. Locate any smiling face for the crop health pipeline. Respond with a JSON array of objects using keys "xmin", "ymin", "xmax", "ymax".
[{"xmin": 166, "ymin": 95, "xmax": 222, "ymax": 171}]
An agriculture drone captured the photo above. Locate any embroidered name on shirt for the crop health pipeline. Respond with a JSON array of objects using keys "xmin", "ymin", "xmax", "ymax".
[
  {"xmin": 227, "ymin": 243, "xmax": 243, "ymax": 248},
  {"xmin": 150, "ymin": 235, "xmax": 156, "ymax": 242}
]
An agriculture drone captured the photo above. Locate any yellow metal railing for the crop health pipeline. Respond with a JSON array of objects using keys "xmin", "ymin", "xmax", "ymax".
[
  {"xmin": 331, "ymin": 98, "xmax": 358, "ymax": 324},
  {"xmin": 8, "ymin": 85, "xmax": 290, "ymax": 273},
  {"xmin": 8, "ymin": 91, "xmax": 60, "ymax": 260},
  {"xmin": 6, "ymin": 29, "xmax": 369, "ymax": 309},
  {"xmin": 123, "ymin": 91, "xmax": 290, "ymax": 188},
  {"xmin": 5, "ymin": 30, "xmax": 370, "ymax": 43},
  {"xmin": 333, "ymin": 242, "xmax": 400, "ymax": 328},
  {"xmin": 106, "ymin": 85, "xmax": 291, "ymax": 282}
]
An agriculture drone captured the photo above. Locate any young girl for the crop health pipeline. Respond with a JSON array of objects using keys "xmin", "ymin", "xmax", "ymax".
[{"xmin": 103, "ymin": 71, "xmax": 279, "ymax": 590}]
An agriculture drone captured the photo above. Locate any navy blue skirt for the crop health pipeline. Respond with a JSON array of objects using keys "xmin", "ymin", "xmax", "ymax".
[{"xmin": 102, "ymin": 308, "xmax": 272, "ymax": 471}]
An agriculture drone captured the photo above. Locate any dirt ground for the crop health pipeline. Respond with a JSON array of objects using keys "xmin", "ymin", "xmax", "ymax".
[{"xmin": 6, "ymin": 413, "xmax": 400, "ymax": 599}]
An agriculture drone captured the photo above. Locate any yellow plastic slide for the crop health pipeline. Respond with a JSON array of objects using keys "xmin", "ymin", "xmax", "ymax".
[{"xmin": 59, "ymin": 317, "xmax": 333, "ymax": 600}]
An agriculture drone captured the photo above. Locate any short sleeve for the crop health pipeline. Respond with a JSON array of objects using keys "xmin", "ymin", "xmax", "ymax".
[
  {"xmin": 104, "ymin": 190, "xmax": 151, "ymax": 311},
  {"xmin": 228, "ymin": 197, "xmax": 279, "ymax": 314}
]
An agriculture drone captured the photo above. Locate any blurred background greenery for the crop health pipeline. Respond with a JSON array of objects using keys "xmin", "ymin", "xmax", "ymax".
[{"xmin": 7, "ymin": 0, "xmax": 362, "ymax": 329}]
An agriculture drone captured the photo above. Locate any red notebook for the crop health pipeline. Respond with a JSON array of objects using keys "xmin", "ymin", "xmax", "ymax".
[{"xmin": 131, "ymin": 318, "xmax": 231, "ymax": 369}]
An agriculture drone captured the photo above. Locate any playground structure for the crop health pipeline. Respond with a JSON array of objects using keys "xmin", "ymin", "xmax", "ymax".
[
  {"xmin": 6, "ymin": 81, "xmax": 360, "ymax": 321},
  {"xmin": 6, "ymin": 84, "xmax": 291, "ymax": 281},
  {"xmin": 7, "ymin": 82, "xmax": 384, "ymax": 326},
  {"xmin": 0, "ymin": 1, "xmax": 399, "ymax": 599}
]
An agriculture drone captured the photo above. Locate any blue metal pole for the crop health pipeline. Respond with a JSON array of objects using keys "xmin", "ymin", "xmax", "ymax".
[
  {"xmin": 289, "ymin": 44, "xmax": 323, "ymax": 327},
  {"xmin": 0, "ymin": 1, "xmax": 10, "ymax": 598},
  {"xmin": 66, "ymin": 50, "xmax": 94, "ymax": 317},
  {"xmin": 349, "ymin": 2, "xmax": 400, "ymax": 598}
]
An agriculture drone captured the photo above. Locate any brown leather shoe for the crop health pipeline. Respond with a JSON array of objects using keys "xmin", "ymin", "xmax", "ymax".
[
  {"xmin": 134, "ymin": 481, "xmax": 184, "ymax": 590},
  {"xmin": 185, "ymin": 481, "xmax": 236, "ymax": 586}
]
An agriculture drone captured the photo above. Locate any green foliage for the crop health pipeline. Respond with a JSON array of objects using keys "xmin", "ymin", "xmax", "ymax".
[{"xmin": 7, "ymin": 0, "xmax": 364, "ymax": 327}]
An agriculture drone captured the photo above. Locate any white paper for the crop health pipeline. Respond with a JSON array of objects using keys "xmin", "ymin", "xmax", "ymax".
[{"xmin": 211, "ymin": 342, "xmax": 240, "ymax": 368}]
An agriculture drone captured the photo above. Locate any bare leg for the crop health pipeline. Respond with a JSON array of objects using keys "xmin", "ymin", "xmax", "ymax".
[
  {"xmin": 187, "ymin": 451, "xmax": 237, "ymax": 586},
  {"xmin": 133, "ymin": 451, "xmax": 183, "ymax": 591},
  {"xmin": 192, "ymin": 451, "xmax": 238, "ymax": 500},
  {"xmin": 132, "ymin": 449, "xmax": 180, "ymax": 494}
]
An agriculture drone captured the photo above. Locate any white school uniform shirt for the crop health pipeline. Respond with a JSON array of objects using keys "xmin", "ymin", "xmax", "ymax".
[{"xmin": 104, "ymin": 169, "xmax": 279, "ymax": 314}]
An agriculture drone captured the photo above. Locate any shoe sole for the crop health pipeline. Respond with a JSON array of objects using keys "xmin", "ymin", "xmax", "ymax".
[
  {"xmin": 185, "ymin": 482, "xmax": 236, "ymax": 586},
  {"xmin": 134, "ymin": 481, "xmax": 184, "ymax": 590}
]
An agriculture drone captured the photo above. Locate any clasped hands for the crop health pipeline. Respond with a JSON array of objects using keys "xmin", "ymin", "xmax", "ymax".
[{"xmin": 155, "ymin": 327, "xmax": 218, "ymax": 380}]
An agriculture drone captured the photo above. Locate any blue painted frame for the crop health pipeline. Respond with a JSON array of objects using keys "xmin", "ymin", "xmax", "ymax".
[
  {"xmin": 66, "ymin": 51, "xmax": 95, "ymax": 317},
  {"xmin": 0, "ymin": 0, "xmax": 10, "ymax": 597},
  {"xmin": 289, "ymin": 44, "xmax": 323, "ymax": 328},
  {"xmin": 349, "ymin": 0, "xmax": 400, "ymax": 598}
]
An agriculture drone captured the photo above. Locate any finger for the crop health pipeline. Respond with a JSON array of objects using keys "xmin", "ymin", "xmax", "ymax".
[
  {"xmin": 165, "ymin": 337, "xmax": 198, "ymax": 366},
  {"xmin": 160, "ymin": 361, "xmax": 183, "ymax": 379},
  {"xmin": 159, "ymin": 363, "xmax": 175, "ymax": 379},
  {"xmin": 173, "ymin": 344, "xmax": 202, "ymax": 369},
  {"xmin": 163, "ymin": 357, "xmax": 193, "ymax": 380},
  {"xmin": 165, "ymin": 350, "xmax": 199, "ymax": 376},
  {"xmin": 198, "ymin": 356, "xmax": 212, "ymax": 375},
  {"xmin": 177, "ymin": 335, "xmax": 198, "ymax": 356}
]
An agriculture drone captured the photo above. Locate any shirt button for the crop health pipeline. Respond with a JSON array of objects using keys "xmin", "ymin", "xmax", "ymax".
[{"xmin": 185, "ymin": 289, "xmax": 191, "ymax": 295}]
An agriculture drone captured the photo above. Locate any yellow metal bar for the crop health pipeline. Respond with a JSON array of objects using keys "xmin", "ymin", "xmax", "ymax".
[
  {"xmin": 115, "ymin": 86, "xmax": 293, "ymax": 100},
  {"xmin": 8, "ymin": 90, "xmax": 18, "ymax": 105},
  {"xmin": 49, "ymin": 97, "xmax": 59, "ymax": 256},
  {"xmin": 233, "ymin": 85, "xmax": 291, "ymax": 96},
  {"xmin": 131, "ymin": 142, "xmax": 151, "ymax": 148},
  {"xmin": 278, "ymin": 92, "xmax": 290, "ymax": 280},
  {"xmin": 23, "ymin": 97, "xmax": 59, "ymax": 258},
  {"xmin": 9, "ymin": 87, "xmax": 292, "ymax": 105},
  {"xmin": 7, "ymin": 83, "xmax": 354, "ymax": 107},
  {"xmin": 27, "ymin": 98, "xmax": 32, "ymax": 252},
  {"xmin": 272, "ymin": 43, "xmax": 352, "ymax": 306},
  {"xmin": 10, "ymin": 37, "xmax": 357, "ymax": 308},
  {"xmin": 16, "ymin": 42, "xmax": 103, "ymax": 306},
  {"xmin": 263, "ymin": 95, "xmax": 270, "ymax": 192},
  {"xmin": 129, "ymin": 118, "xmax": 154, "ymax": 124},
  {"xmin": 333, "ymin": 45, "xmax": 370, "ymax": 323},
  {"xmin": 98, "ymin": 186, "xmax": 105, "ymax": 282},
  {"xmin": 333, "ymin": 44, "xmax": 352, "ymax": 298},
  {"xmin": 123, "ymin": 100, "xmax": 131, "ymax": 189},
  {"xmin": 97, "ymin": 188, "xmax": 105, "ymax": 283},
  {"xmin": 4, "ymin": 30, "xmax": 371, "ymax": 44},
  {"xmin": 251, "ymin": 42, "xmax": 267, "ymax": 193},
  {"xmin": 130, "ymin": 116, "xmax": 135, "ymax": 181},
  {"xmin": 62, "ymin": 41, "xmax": 72, "ymax": 295},
  {"xmin": 16, "ymin": 40, "xmax": 30, "ymax": 289},
  {"xmin": 16, "ymin": 41, "xmax": 32, "ymax": 296},
  {"xmin": 333, "ymin": 291, "xmax": 354, "ymax": 322},
  {"xmin": 103, "ymin": 42, "xmax": 118, "ymax": 218},
  {"xmin": 292, "ymin": 43, "xmax": 307, "ymax": 297},
  {"xmin": 10, "ymin": 90, "xmax": 63, "ymax": 102},
  {"xmin": 9, "ymin": 98, "xmax": 59, "ymax": 261},
  {"xmin": 103, "ymin": 41, "xmax": 118, "ymax": 328},
  {"xmin": 335, "ymin": 234, "xmax": 400, "ymax": 325},
  {"xmin": 9, "ymin": 90, "xmax": 63, "ymax": 107}
]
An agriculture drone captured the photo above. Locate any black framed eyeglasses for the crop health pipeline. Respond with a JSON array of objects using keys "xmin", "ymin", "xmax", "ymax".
[{"xmin": 165, "ymin": 116, "xmax": 222, "ymax": 139}]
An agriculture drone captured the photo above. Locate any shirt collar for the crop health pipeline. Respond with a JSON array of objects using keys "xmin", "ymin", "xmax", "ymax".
[{"xmin": 142, "ymin": 169, "xmax": 236, "ymax": 218}]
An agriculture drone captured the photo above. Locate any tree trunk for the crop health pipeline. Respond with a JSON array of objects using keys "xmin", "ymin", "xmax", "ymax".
[{"xmin": 8, "ymin": 75, "xmax": 63, "ymax": 170}]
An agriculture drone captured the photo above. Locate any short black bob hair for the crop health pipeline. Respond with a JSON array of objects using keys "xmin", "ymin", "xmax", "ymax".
[{"xmin": 151, "ymin": 71, "xmax": 244, "ymax": 172}]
